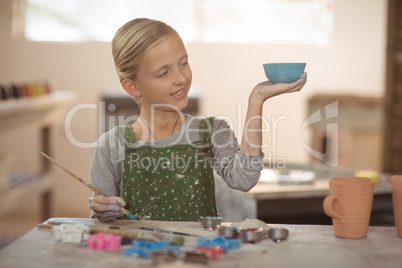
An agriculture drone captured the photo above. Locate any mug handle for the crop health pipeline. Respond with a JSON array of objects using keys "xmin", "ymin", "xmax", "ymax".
[{"xmin": 323, "ymin": 195, "xmax": 343, "ymax": 219}]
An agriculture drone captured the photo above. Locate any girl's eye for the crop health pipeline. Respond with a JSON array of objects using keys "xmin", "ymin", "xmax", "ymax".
[
  {"xmin": 181, "ymin": 61, "xmax": 188, "ymax": 67},
  {"xmin": 158, "ymin": 71, "xmax": 168, "ymax": 78}
]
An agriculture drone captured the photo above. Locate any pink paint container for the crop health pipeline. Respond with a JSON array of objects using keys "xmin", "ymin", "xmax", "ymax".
[
  {"xmin": 105, "ymin": 235, "xmax": 122, "ymax": 251},
  {"xmin": 88, "ymin": 234, "xmax": 121, "ymax": 251}
]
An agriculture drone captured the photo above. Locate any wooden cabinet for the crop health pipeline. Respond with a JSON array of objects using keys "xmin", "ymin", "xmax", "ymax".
[
  {"xmin": 307, "ymin": 94, "xmax": 383, "ymax": 170},
  {"xmin": 0, "ymin": 91, "xmax": 72, "ymax": 221},
  {"xmin": 383, "ymin": 0, "xmax": 402, "ymax": 173}
]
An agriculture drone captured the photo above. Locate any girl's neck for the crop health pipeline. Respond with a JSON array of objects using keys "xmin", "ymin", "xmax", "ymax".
[
  {"xmin": 137, "ymin": 109, "xmax": 186, "ymax": 140},
  {"xmin": 140, "ymin": 110, "xmax": 181, "ymax": 126}
]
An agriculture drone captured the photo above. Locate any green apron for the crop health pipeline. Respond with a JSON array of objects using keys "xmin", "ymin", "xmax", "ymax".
[{"xmin": 120, "ymin": 117, "xmax": 218, "ymax": 221}]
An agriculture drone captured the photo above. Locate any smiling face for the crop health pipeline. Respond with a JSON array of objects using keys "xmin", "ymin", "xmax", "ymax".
[{"xmin": 132, "ymin": 32, "xmax": 192, "ymax": 112}]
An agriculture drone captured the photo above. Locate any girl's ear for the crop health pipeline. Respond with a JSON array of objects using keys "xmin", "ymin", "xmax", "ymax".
[{"xmin": 121, "ymin": 78, "xmax": 141, "ymax": 97}]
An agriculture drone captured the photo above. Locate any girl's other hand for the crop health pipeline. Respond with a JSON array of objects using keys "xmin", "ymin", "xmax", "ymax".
[
  {"xmin": 250, "ymin": 72, "xmax": 307, "ymax": 105},
  {"xmin": 90, "ymin": 195, "xmax": 126, "ymax": 222}
]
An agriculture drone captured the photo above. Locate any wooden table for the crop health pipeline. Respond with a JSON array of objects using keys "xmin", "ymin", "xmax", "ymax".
[{"xmin": 0, "ymin": 218, "xmax": 401, "ymax": 268}]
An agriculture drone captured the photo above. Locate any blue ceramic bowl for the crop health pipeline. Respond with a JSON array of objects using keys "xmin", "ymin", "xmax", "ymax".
[{"xmin": 263, "ymin": 63, "xmax": 306, "ymax": 84}]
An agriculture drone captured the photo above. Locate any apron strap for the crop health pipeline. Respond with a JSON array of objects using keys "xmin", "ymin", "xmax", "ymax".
[
  {"xmin": 119, "ymin": 125, "xmax": 137, "ymax": 150},
  {"xmin": 199, "ymin": 117, "xmax": 214, "ymax": 146},
  {"xmin": 120, "ymin": 117, "xmax": 213, "ymax": 148}
]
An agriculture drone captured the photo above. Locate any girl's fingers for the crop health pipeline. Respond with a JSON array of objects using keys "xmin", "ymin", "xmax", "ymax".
[
  {"xmin": 91, "ymin": 202, "xmax": 122, "ymax": 212},
  {"xmin": 92, "ymin": 195, "xmax": 126, "ymax": 206},
  {"xmin": 93, "ymin": 210, "xmax": 123, "ymax": 218},
  {"xmin": 91, "ymin": 196, "xmax": 124, "ymax": 212},
  {"xmin": 285, "ymin": 73, "xmax": 307, "ymax": 90},
  {"xmin": 109, "ymin": 196, "xmax": 126, "ymax": 207},
  {"xmin": 92, "ymin": 196, "xmax": 125, "ymax": 209},
  {"xmin": 90, "ymin": 195, "xmax": 127, "ymax": 222},
  {"xmin": 253, "ymin": 72, "xmax": 307, "ymax": 100},
  {"xmin": 93, "ymin": 195, "xmax": 116, "ymax": 204},
  {"xmin": 94, "ymin": 211, "xmax": 124, "ymax": 223}
]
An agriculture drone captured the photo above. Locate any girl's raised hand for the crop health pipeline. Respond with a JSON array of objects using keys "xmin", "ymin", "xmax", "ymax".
[
  {"xmin": 250, "ymin": 72, "xmax": 307, "ymax": 105},
  {"xmin": 90, "ymin": 195, "xmax": 126, "ymax": 222}
]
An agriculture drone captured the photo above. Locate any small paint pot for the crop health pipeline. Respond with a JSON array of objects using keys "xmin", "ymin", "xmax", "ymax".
[
  {"xmin": 184, "ymin": 251, "xmax": 209, "ymax": 264},
  {"xmin": 218, "ymin": 226, "xmax": 238, "ymax": 239},
  {"xmin": 238, "ymin": 228, "xmax": 263, "ymax": 243},
  {"xmin": 268, "ymin": 228, "xmax": 289, "ymax": 243},
  {"xmin": 199, "ymin": 216, "xmax": 223, "ymax": 230},
  {"xmin": 195, "ymin": 246, "xmax": 225, "ymax": 259},
  {"xmin": 152, "ymin": 250, "xmax": 179, "ymax": 265}
]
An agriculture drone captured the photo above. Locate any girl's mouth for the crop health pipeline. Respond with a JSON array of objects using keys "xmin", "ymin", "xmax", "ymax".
[{"xmin": 171, "ymin": 89, "xmax": 185, "ymax": 96}]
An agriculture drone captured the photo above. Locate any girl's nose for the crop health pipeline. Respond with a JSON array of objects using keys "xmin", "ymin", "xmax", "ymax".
[{"xmin": 174, "ymin": 69, "xmax": 187, "ymax": 84}]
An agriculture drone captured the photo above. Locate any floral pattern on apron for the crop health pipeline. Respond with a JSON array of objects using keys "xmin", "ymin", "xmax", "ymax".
[{"xmin": 119, "ymin": 117, "xmax": 218, "ymax": 221}]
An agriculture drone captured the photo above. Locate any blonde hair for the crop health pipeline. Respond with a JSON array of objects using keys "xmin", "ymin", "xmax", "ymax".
[{"xmin": 111, "ymin": 18, "xmax": 177, "ymax": 82}]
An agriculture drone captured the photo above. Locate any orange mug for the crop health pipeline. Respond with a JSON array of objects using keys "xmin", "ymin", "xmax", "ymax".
[{"xmin": 323, "ymin": 176, "xmax": 375, "ymax": 239}]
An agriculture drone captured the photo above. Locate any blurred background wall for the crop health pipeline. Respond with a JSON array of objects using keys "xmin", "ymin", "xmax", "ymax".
[{"xmin": 0, "ymin": 0, "xmax": 387, "ymax": 232}]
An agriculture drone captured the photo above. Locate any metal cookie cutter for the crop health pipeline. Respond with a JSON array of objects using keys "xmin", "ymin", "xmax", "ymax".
[
  {"xmin": 218, "ymin": 226, "xmax": 238, "ymax": 239},
  {"xmin": 199, "ymin": 216, "xmax": 223, "ymax": 230},
  {"xmin": 268, "ymin": 228, "xmax": 289, "ymax": 243},
  {"xmin": 238, "ymin": 228, "xmax": 263, "ymax": 243}
]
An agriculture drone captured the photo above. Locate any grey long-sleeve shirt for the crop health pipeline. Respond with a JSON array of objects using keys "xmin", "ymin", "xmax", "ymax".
[{"xmin": 89, "ymin": 115, "xmax": 263, "ymax": 200}]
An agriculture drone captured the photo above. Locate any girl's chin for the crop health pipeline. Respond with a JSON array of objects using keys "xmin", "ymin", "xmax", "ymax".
[
  {"xmin": 176, "ymin": 98, "xmax": 189, "ymax": 111},
  {"xmin": 151, "ymin": 100, "xmax": 188, "ymax": 113}
]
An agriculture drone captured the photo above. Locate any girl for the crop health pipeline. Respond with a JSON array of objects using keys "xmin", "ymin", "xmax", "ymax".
[{"xmin": 89, "ymin": 18, "xmax": 307, "ymax": 222}]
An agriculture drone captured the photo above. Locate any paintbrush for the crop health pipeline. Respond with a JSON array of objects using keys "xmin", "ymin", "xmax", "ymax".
[
  {"xmin": 40, "ymin": 151, "xmax": 136, "ymax": 220},
  {"xmin": 38, "ymin": 223, "xmax": 198, "ymax": 238},
  {"xmin": 134, "ymin": 226, "xmax": 200, "ymax": 237}
]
